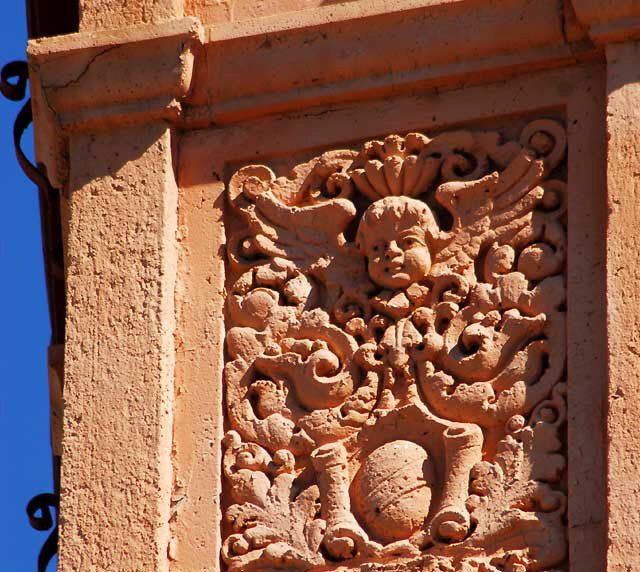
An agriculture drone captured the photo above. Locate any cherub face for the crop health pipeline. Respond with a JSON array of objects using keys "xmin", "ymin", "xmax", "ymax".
[
  {"xmin": 357, "ymin": 197, "xmax": 435, "ymax": 290},
  {"xmin": 365, "ymin": 221, "xmax": 431, "ymax": 289}
]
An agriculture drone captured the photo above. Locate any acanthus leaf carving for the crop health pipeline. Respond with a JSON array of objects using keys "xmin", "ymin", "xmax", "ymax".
[{"xmin": 221, "ymin": 119, "xmax": 567, "ymax": 572}]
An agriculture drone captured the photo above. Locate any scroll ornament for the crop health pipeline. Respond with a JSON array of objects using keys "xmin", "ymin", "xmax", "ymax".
[{"xmin": 222, "ymin": 119, "xmax": 567, "ymax": 572}]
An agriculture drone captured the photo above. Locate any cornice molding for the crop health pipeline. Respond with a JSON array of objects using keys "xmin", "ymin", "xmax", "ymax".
[
  {"xmin": 26, "ymin": 2, "xmax": 613, "ymax": 133},
  {"xmin": 28, "ymin": 17, "xmax": 203, "ymax": 130},
  {"xmin": 572, "ymin": 0, "xmax": 640, "ymax": 44},
  {"xmin": 188, "ymin": 0, "xmax": 592, "ymax": 125},
  {"xmin": 27, "ymin": 1, "xmax": 640, "ymax": 133}
]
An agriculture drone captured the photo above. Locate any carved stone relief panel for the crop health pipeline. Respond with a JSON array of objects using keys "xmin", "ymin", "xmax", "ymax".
[{"xmin": 222, "ymin": 119, "xmax": 567, "ymax": 572}]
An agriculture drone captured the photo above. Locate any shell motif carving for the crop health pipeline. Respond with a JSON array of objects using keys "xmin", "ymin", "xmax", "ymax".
[{"xmin": 222, "ymin": 119, "xmax": 567, "ymax": 572}]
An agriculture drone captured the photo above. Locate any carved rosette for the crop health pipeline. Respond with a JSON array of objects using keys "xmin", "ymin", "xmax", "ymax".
[{"xmin": 221, "ymin": 119, "xmax": 567, "ymax": 572}]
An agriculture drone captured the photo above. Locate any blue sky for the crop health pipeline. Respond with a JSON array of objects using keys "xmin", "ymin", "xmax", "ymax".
[{"xmin": 0, "ymin": 4, "xmax": 57, "ymax": 571}]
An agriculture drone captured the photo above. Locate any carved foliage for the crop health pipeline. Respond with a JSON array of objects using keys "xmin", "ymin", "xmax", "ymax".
[{"xmin": 222, "ymin": 119, "xmax": 567, "ymax": 571}]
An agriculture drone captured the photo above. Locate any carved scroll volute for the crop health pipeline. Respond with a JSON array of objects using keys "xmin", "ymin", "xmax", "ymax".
[{"xmin": 222, "ymin": 119, "xmax": 568, "ymax": 572}]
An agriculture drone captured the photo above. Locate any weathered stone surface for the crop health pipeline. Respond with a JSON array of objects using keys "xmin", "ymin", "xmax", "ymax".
[
  {"xmin": 79, "ymin": 0, "xmax": 184, "ymax": 32},
  {"xmin": 59, "ymin": 123, "xmax": 177, "ymax": 571},
  {"xmin": 25, "ymin": 1, "xmax": 640, "ymax": 570},
  {"xmin": 604, "ymin": 39, "xmax": 640, "ymax": 572}
]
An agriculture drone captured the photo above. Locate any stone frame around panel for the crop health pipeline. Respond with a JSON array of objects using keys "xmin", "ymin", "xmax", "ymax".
[{"xmin": 173, "ymin": 63, "xmax": 606, "ymax": 572}]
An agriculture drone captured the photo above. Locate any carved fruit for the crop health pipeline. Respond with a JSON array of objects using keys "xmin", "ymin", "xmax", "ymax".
[
  {"xmin": 241, "ymin": 288, "xmax": 279, "ymax": 321},
  {"xmin": 352, "ymin": 440, "xmax": 435, "ymax": 543}
]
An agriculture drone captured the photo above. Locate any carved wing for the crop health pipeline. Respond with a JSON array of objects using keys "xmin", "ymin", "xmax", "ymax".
[
  {"xmin": 431, "ymin": 119, "xmax": 567, "ymax": 288},
  {"xmin": 415, "ymin": 120, "xmax": 568, "ymax": 429},
  {"xmin": 227, "ymin": 157, "xmax": 372, "ymax": 314},
  {"xmin": 228, "ymin": 166, "xmax": 353, "ymax": 266},
  {"xmin": 224, "ymin": 154, "xmax": 376, "ymax": 463}
]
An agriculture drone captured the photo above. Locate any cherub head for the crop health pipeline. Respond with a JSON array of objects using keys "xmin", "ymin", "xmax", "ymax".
[{"xmin": 356, "ymin": 196, "xmax": 438, "ymax": 290}]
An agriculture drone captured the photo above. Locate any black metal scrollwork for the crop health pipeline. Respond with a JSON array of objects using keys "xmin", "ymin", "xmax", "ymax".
[
  {"xmin": 2, "ymin": 60, "xmax": 65, "ymax": 572},
  {"xmin": 1, "ymin": 60, "xmax": 66, "ymax": 341},
  {"xmin": 26, "ymin": 494, "xmax": 59, "ymax": 572}
]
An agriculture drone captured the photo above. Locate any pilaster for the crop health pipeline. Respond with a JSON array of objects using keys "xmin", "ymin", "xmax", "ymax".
[
  {"xmin": 28, "ymin": 17, "xmax": 197, "ymax": 572},
  {"xmin": 604, "ymin": 39, "xmax": 640, "ymax": 572},
  {"xmin": 59, "ymin": 123, "xmax": 177, "ymax": 571}
]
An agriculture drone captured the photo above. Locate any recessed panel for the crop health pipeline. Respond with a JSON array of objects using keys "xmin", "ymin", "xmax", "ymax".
[{"xmin": 220, "ymin": 119, "xmax": 567, "ymax": 571}]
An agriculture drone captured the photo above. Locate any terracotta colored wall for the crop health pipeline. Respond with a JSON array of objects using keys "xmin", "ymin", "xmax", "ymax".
[{"xmin": 26, "ymin": 2, "xmax": 640, "ymax": 571}]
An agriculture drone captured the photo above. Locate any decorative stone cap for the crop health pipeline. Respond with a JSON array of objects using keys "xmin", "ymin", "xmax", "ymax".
[{"xmin": 28, "ymin": 17, "xmax": 203, "ymax": 130}]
